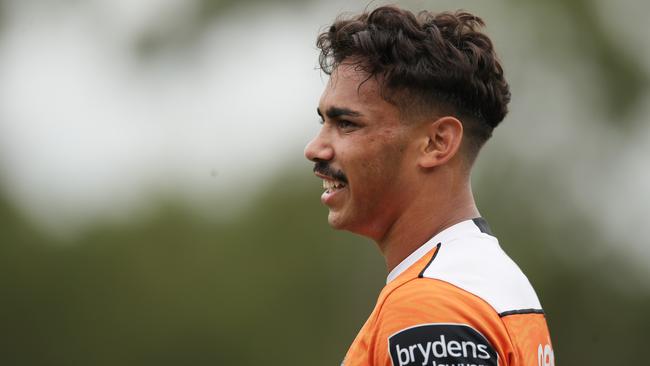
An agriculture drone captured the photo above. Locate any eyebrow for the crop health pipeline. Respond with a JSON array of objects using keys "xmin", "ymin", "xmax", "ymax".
[{"xmin": 317, "ymin": 106, "xmax": 363, "ymax": 119}]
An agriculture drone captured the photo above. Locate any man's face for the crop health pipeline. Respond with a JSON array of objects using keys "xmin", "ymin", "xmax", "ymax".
[{"xmin": 304, "ymin": 64, "xmax": 420, "ymax": 239}]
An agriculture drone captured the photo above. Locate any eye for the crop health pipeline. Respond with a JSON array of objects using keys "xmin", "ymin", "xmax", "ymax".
[{"xmin": 336, "ymin": 120, "xmax": 357, "ymax": 130}]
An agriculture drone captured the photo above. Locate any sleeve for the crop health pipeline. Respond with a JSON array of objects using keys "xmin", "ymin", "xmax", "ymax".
[
  {"xmin": 501, "ymin": 313, "xmax": 555, "ymax": 366},
  {"xmin": 371, "ymin": 279, "xmax": 515, "ymax": 366}
]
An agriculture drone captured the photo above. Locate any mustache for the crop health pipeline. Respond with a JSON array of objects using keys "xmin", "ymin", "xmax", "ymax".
[{"xmin": 313, "ymin": 160, "xmax": 348, "ymax": 184}]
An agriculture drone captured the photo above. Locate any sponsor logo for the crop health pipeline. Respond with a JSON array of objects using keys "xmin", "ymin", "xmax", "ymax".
[
  {"xmin": 537, "ymin": 344, "xmax": 554, "ymax": 366},
  {"xmin": 388, "ymin": 323, "xmax": 498, "ymax": 366}
]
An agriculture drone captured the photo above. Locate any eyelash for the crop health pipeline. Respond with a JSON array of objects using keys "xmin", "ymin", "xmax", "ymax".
[
  {"xmin": 317, "ymin": 118, "xmax": 358, "ymax": 131},
  {"xmin": 336, "ymin": 120, "xmax": 355, "ymax": 129}
]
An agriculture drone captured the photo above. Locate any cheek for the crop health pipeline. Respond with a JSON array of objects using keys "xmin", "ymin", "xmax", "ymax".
[
  {"xmin": 374, "ymin": 136, "xmax": 409, "ymax": 175},
  {"xmin": 355, "ymin": 144, "xmax": 406, "ymax": 189},
  {"xmin": 345, "ymin": 130, "xmax": 409, "ymax": 185}
]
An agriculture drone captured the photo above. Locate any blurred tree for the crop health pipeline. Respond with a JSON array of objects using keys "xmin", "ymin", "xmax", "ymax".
[
  {"xmin": 134, "ymin": 0, "xmax": 308, "ymax": 59},
  {"xmin": 133, "ymin": 0, "xmax": 649, "ymax": 125},
  {"xmin": 1, "ymin": 0, "xmax": 650, "ymax": 365},
  {"xmin": 2, "ymin": 166, "xmax": 650, "ymax": 365},
  {"xmin": 0, "ymin": 174, "xmax": 385, "ymax": 366},
  {"xmin": 514, "ymin": 0, "xmax": 648, "ymax": 123}
]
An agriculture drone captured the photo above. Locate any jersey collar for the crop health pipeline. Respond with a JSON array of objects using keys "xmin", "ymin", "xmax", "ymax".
[{"xmin": 386, "ymin": 218, "xmax": 486, "ymax": 284}]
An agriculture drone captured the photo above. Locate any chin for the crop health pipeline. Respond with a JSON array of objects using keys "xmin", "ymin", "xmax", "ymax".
[
  {"xmin": 328, "ymin": 209, "xmax": 358, "ymax": 231},
  {"xmin": 328, "ymin": 208, "xmax": 387, "ymax": 241},
  {"xmin": 327, "ymin": 211, "xmax": 346, "ymax": 230},
  {"xmin": 328, "ymin": 211, "xmax": 370, "ymax": 237}
]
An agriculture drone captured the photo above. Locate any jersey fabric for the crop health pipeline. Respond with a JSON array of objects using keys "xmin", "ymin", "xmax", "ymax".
[{"xmin": 342, "ymin": 218, "xmax": 554, "ymax": 366}]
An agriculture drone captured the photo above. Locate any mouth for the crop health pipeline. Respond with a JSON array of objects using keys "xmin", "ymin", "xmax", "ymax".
[
  {"xmin": 322, "ymin": 178, "xmax": 347, "ymax": 194},
  {"xmin": 315, "ymin": 173, "xmax": 348, "ymax": 205}
]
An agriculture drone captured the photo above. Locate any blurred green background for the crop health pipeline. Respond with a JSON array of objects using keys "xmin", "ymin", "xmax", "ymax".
[{"xmin": 1, "ymin": 0, "xmax": 649, "ymax": 365}]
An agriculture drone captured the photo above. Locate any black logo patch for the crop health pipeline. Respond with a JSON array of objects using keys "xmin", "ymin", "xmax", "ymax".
[{"xmin": 388, "ymin": 323, "xmax": 498, "ymax": 366}]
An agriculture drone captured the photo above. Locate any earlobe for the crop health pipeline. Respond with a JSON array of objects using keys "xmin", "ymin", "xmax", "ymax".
[{"xmin": 417, "ymin": 117, "xmax": 463, "ymax": 169}]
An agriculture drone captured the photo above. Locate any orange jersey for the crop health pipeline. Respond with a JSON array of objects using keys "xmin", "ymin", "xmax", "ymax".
[{"xmin": 342, "ymin": 219, "xmax": 554, "ymax": 366}]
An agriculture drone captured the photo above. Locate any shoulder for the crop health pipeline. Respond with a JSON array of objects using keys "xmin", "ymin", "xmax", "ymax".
[
  {"xmin": 367, "ymin": 220, "xmax": 549, "ymax": 365},
  {"xmin": 376, "ymin": 277, "xmax": 506, "ymax": 341},
  {"xmin": 418, "ymin": 229, "xmax": 543, "ymax": 316},
  {"xmin": 373, "ymin": 279, "xmax": 507, "ymax": 366},
  {"xmin": 385, "ymin": 218, "xmax": 543, "ymax": 317}
]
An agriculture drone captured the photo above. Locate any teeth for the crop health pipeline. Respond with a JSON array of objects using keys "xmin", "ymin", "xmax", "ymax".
[{"xmin": 322, "ymin": 179, "xmax": 346, "ymax": 191}]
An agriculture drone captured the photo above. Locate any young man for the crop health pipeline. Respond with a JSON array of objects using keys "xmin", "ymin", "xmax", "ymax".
[{"xmin": 304, "ymin": 6, "xmax": 554, "ymax": 366}]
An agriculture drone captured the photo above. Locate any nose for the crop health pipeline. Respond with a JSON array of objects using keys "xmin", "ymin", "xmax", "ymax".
[{"xmin": 304, "ymin": 129, "xmax": 334, "ymax": 162}]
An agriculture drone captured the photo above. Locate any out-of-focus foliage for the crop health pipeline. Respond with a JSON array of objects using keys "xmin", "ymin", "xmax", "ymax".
[
  {"xmin": 194, "ymin": 0, "xmax": 303, "ymax": 24},
  {"xmin": 1, "ymin": 0, "xmax": 650, "ymax": 365},
  {"xmin": 0, "ymin": 1, "xmax": 6, "ymax": 31},
  {"xmin": 0, "ymin": 173, "xmax": 385, "ymax": 366},
  {"xmin": 134, "ymin": 0, "xmax": 650, "ymax": 125},
  {"xmin": 513, "ymin": 0, "xmax": 648, "ymax": 123},
  {"xmin": 135, "ymin": 0, "xmax": 308, "ymax": 58},
  {"xmin": 2, "ymin": 164, "xmax": 650, "ymax": 365}
]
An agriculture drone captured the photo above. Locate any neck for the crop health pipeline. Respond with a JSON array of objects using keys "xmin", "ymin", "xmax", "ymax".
[{"xmin": 377, "ymin": 178, "xmax": 479, "ymax": 274}]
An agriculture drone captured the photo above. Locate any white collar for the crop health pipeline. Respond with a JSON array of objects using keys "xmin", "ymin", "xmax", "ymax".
[{"xmin": 386, "ymin": 219, "xmax": 483, "ymax": 284}]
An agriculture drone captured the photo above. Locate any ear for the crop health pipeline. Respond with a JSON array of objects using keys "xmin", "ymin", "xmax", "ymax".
[{"xmin": 418, "ymin": 116, "xmax": 464, "ymax": 168}]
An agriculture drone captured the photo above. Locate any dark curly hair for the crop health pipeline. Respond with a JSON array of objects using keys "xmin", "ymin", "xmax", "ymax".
[{"xmin": 316, "ymin": 6, "xmax": 511, "ymax": 161}]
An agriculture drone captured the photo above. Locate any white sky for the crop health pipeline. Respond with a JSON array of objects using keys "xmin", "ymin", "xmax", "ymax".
[{"xmin": 0, "ymin": 0, "xmax": 649, "ymax": 273}]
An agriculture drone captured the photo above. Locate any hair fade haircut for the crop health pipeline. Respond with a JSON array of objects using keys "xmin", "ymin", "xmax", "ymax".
[{"xmin": 316, "ymin": 6, "xmax": 511, "ymax": 162}]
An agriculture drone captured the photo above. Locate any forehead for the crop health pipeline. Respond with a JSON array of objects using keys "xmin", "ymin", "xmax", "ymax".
[{"xmin": 319, "ymin": 65, "xmax": 398, "ymax": 120}]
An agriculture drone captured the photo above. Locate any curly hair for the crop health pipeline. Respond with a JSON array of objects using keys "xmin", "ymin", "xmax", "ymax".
[{"xmin": 316, "ymin": 6, "xmax": 511, "ymax": 160}]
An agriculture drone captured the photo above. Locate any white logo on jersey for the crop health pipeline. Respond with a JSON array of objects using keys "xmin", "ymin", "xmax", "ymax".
[
  {"xmin": 389, "ymin": 324, "xmax": 497, "ymax": 366},
  {"xmin": 537, "ymin": 344, "xmax": 554, "ymax": 366}
]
